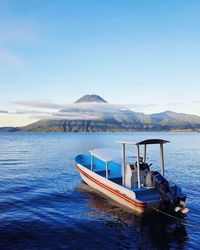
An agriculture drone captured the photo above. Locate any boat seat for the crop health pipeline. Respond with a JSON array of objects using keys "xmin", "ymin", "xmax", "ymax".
[
  {"xmin": 144, "ymin": 171, "xmax": 154, "ymax": 187},
  {"xmin": 95, "ymin": 169, "xmax": 110, "ymax": 177},
  {"xmin": 109, "ymin": 177, "xmax": 122, "ymax": 185}
]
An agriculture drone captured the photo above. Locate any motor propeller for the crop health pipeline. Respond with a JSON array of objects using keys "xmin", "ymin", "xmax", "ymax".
[{"xmin": 174, "ymin": 200, "xmax": 189, "ymax": 214}]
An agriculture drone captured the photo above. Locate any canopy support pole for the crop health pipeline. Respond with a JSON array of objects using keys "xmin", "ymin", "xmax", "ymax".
[
  {"xmin": 122, "ymin": 143, "xmax": 125, "ymax": 186},
  {"xmin": 160, "ymin": 143, "xmax": 164, "ymax": 176},
  {"xmin": 106, "ymin": 161, "xmax": 108, "ymax": 179},
  {"xmin": 136, "ymin": 144, "xmax": 141, "ymax": 188},
  {"xmin": 144, "ymin": 144, "xmax": 147, "ymax": 163},
  {"xmin": 91, "ymin": 155, "xmax": 94, "ymax": 171}
]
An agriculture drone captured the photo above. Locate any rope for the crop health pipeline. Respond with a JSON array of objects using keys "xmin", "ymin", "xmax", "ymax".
[
  {"xmin": 150, "ymin": 206, "xmax": 184, "ymax": 222},
  {"xmin": 150, "ymin": 206, "xmax": 200, "ymax": 229}
]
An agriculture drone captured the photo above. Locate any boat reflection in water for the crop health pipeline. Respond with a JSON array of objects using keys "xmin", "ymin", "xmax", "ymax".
[{"xmin": 76, "ymin": 182, "xmax": 188, "ymax": 250}]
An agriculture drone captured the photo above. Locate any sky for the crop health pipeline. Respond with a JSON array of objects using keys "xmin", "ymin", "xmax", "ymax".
[{"xmin": 0, "ymin": 0, "xmax": 200, "ymax": 126}]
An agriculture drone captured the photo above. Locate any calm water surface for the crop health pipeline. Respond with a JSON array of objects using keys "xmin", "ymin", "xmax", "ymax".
[{"xmin": 0, "ymin": 132, "xmax": 199, "ymax": 249}]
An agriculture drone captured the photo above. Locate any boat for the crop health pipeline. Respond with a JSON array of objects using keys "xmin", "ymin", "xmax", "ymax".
[{"xmin": 74, "ymin": 139, "xmax": 188, "ymax": 214}]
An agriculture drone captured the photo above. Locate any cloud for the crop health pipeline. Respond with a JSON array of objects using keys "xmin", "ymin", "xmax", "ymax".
[
  {"xmin": 12, "ymin": 97, "xmax": 171, "ymax": 113},
  {"xmin": 32, "ymin": 113, "xmax": 100, "ymax": 121},
  {"xmin": 12, "ymin": 100, "xmax": 133, "ymax": 112},
  {"xmin": 0, "ymin": 110, "xmax": 9, "ymax": 113},
  {"xmin": 10, "ymin": 101, "xmax": 162, "ymax": 121},
  {"xmin": 12, "ymin": 101, "xmax": 65, "ymax": 110},
  {"xmin": 60, "ymin": 103, "xmax": 126, "ymax": 113},
  {"xmin": 11, "ymin": 100, "xmax": 188, "ymax": 121},
  {"xmin": 13, "ymin": 109, "xmax": 51, "ymax": 115},
  {"xmin": 26, "ymin": 103, "xmax": 129, "ymax": 121}
]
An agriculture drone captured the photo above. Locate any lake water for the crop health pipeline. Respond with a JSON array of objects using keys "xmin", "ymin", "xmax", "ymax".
[{"xmin": 0, "ymin": 132, "xmax": 199, "ymax": 249}]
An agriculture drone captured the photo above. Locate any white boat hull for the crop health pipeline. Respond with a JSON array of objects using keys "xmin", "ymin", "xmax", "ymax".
[{"xmin": 75, "ymin": 163, "xmax": 159, "ymax": 213}]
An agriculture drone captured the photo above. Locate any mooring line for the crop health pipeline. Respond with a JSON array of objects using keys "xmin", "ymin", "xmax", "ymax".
[
  {"xmin": 151, "ymin": 206, "xmax": 184, "ymax": 221},
  {"xmin": 150, "ymin": 206, "xmax": 200, "ymax": 229}
]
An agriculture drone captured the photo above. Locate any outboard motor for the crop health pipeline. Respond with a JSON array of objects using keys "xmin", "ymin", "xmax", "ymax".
[{"xmin": 145, "ymin": 171, "xmax": 188, "ymax": 214}]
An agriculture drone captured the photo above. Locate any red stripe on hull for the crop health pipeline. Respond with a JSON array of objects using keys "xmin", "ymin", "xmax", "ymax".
[{"xmin": 75, "ymin": 163, "xmax": 147, "ymax": 209}]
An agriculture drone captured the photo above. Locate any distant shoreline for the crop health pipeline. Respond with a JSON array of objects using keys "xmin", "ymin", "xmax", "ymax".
[{"xmin": 0, "ymin": 128, "xmax": 199, "ymax": 133}]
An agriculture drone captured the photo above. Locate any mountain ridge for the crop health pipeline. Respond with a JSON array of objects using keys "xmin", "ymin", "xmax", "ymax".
[
  {"xmin": 19, "ymin": 109, "xmax": 200, "ymax": 132},
  {"xmin": 1, "ymin": 95, "xmax": 200, "ymax": 132}
]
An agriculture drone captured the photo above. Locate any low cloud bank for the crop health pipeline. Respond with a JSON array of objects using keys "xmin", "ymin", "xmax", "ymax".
[
  {"xmin": 8, "ymin": 100, "xmax": 190, "ymax": 122},
  {"xmin": 0, "ymin": 110, "xmax": 9, "ymax": 113},
  {"xmin": 12, "ymin": 101, "xmax": 65, "ymax": 110},
  {"xmin": 31, "ymin": 103, "xmax": 133, "ymax": 120}
]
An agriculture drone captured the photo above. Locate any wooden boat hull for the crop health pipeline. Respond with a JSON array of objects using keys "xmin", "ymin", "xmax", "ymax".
[{"xmin": 75, "ymin": 163, "xmax": 159, "ymax": 213}]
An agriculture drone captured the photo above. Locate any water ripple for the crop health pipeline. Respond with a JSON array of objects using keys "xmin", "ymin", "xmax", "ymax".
[{"xmin": 0, "ymin": 132, "xmax": 199, "ymax": 249}]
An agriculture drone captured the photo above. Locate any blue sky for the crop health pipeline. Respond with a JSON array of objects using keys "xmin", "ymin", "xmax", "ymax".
[{"xmin": 0, "ymin": 0, "xmax": 200, "ymax": 126}]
